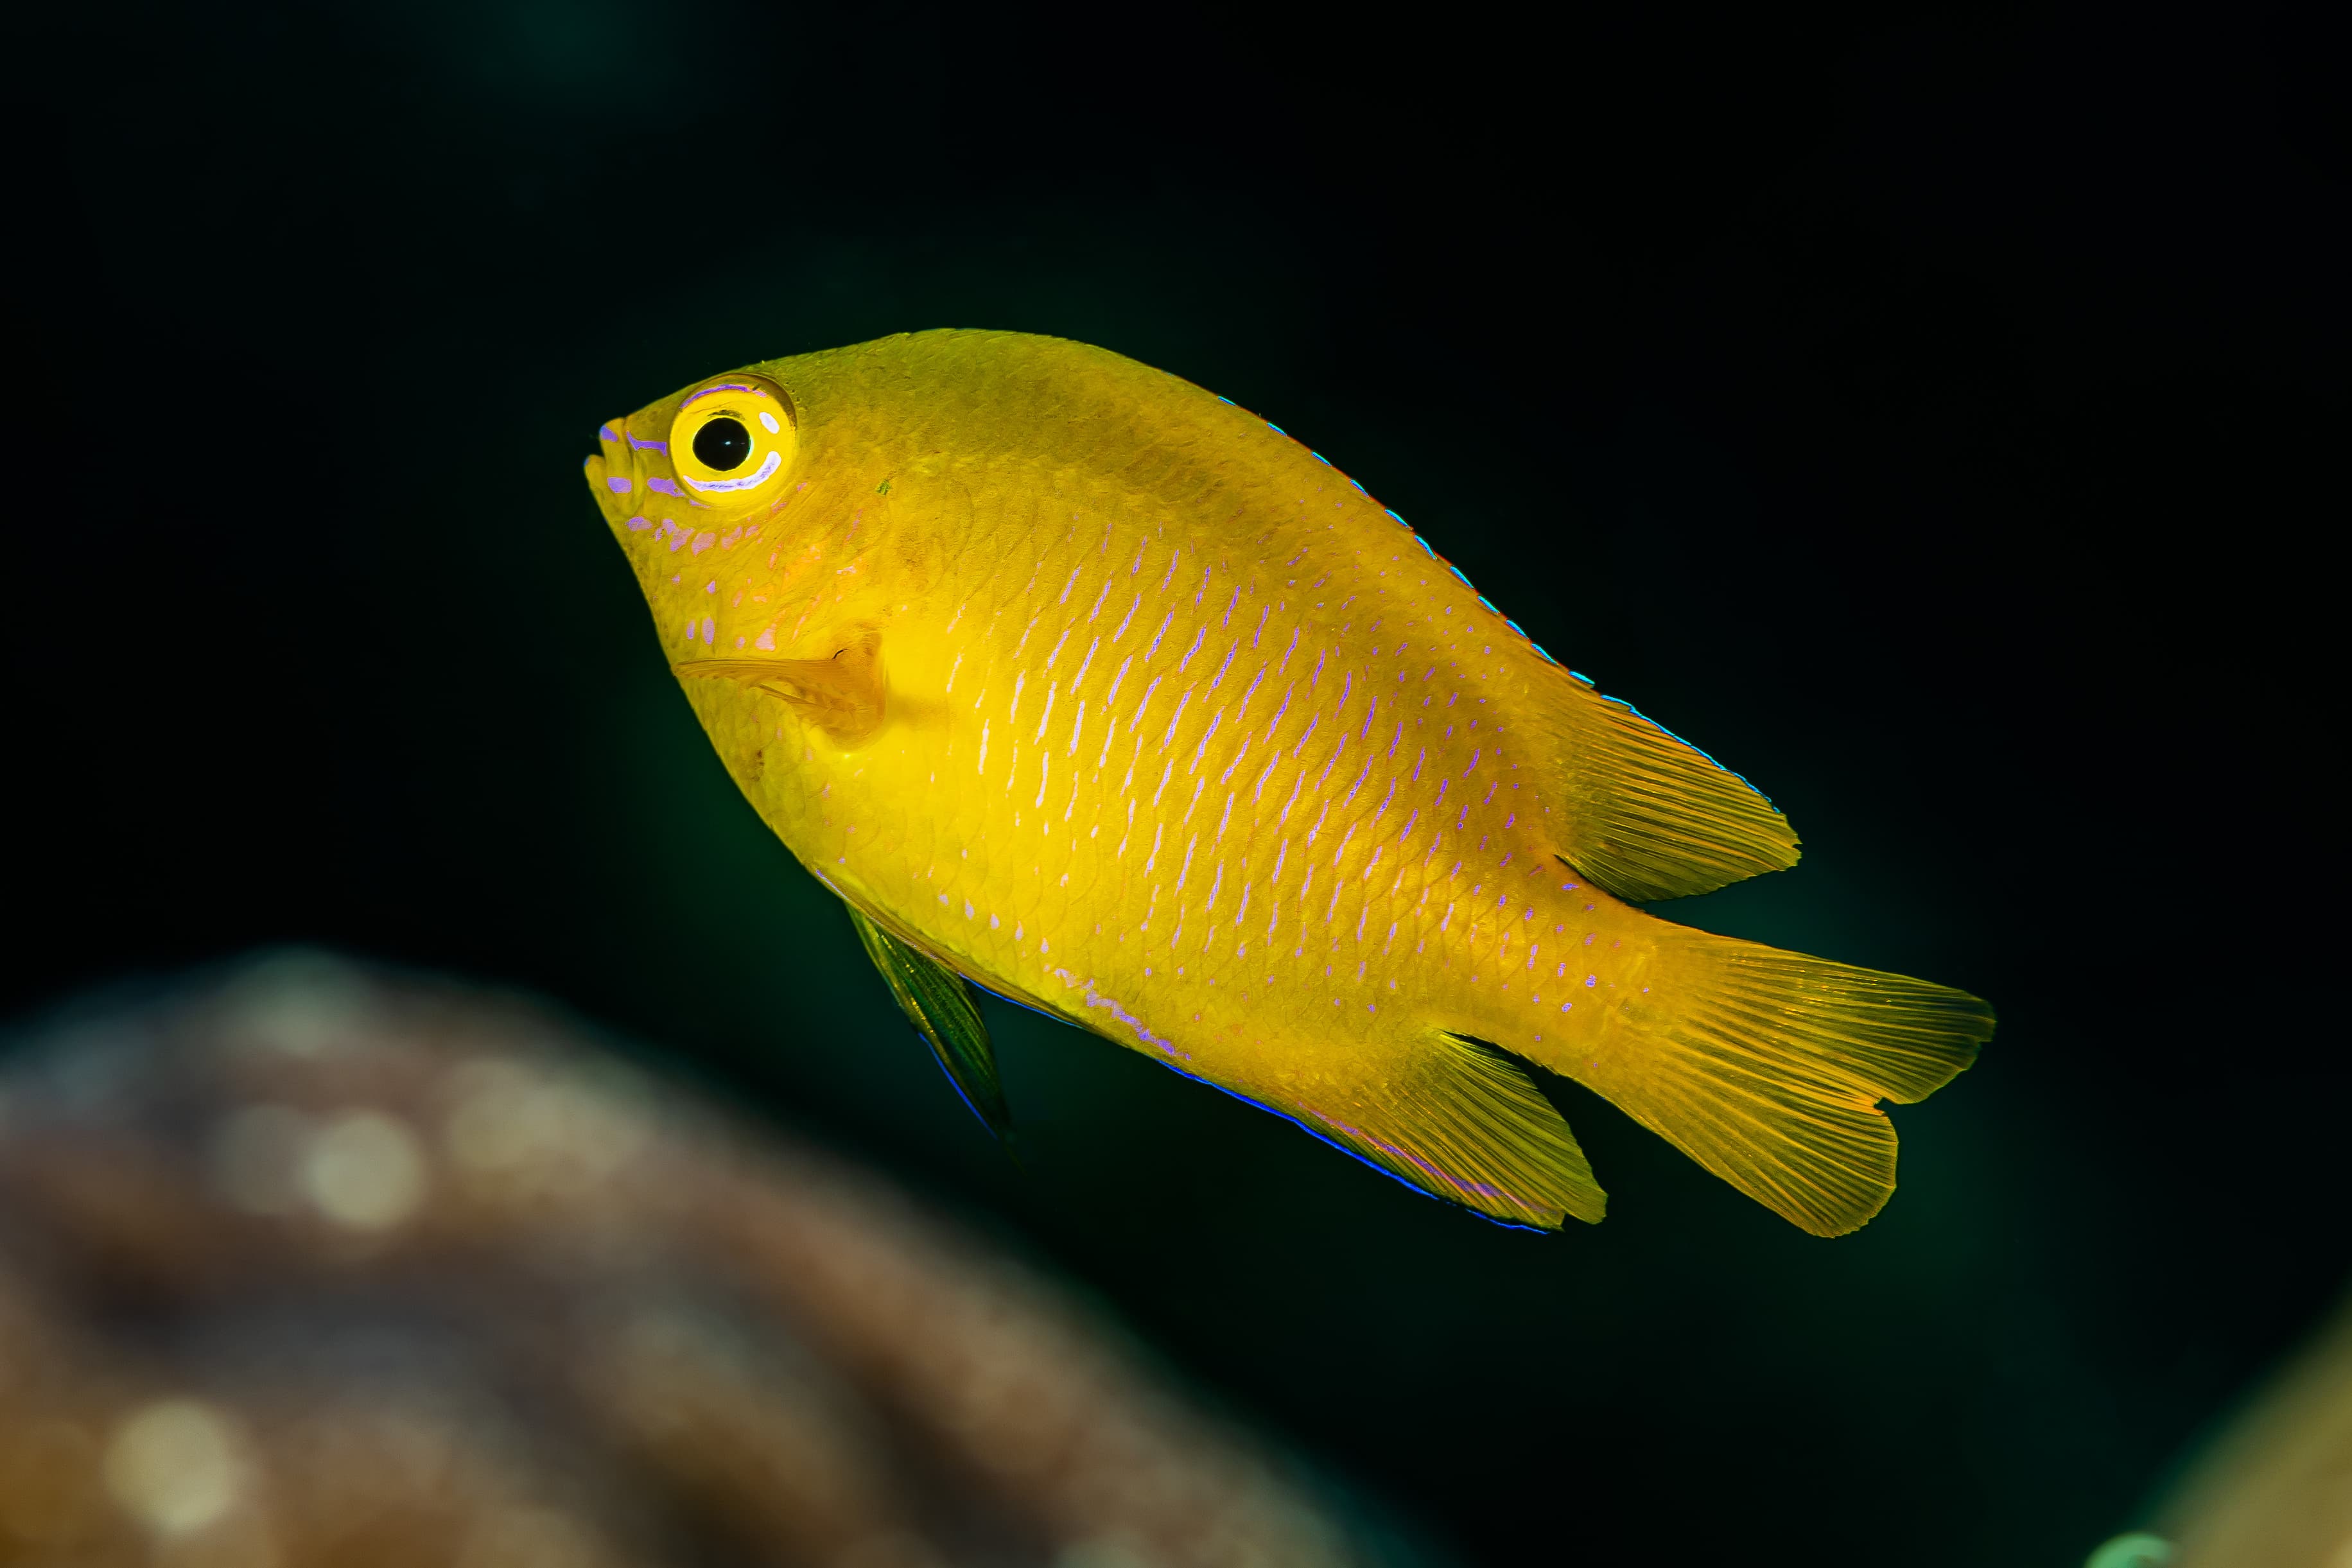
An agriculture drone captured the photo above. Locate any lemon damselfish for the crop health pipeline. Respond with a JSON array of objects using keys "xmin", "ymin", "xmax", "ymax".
[{"xmin": 585, "ymin": 329, "xmax": 1992, "ymax": 1235}]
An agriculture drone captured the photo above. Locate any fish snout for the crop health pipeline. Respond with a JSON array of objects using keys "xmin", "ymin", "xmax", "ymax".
[{"xmin": 587, "ymin": 419, "xmax": 646, "ymax": 532}]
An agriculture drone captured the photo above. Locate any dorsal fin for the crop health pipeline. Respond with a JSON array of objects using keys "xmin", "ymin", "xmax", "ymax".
[{"xmin": 1553, "ymin": 683, "xmax": 1800, "ymax": 902}]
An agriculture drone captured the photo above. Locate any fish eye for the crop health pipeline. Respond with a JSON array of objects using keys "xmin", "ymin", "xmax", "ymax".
[
  {"xmin": 692, "ymin": 416, "xmax": 751, "ymax": 472},
  {"xmin": 667, "ymin": 374, "xmax": 796, "ymax": 516}
]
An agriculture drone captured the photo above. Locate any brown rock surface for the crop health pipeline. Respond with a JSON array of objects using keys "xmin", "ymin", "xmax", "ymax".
[{"xmin": 0, "ymin": 954, "xmax": 1384, "ymax": 1568}]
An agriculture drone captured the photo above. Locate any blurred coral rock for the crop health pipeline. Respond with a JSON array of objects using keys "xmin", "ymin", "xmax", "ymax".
[
  {"xmin": 2153, "ymin": 1285, "xmax": 2352, "ymax": 1568},
  {"xmin": 0, "ymin": 953, "xmax": 1377, "ymax": 1568}
]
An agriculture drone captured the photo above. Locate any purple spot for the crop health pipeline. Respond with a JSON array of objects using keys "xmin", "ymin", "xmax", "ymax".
[
  {"xmin": 605, "ymin": 476, "xmax": 632, "ymax": 494},
  {"xmin": 625, "ymin": 515, "xmax": 651, "ymax": 532},
  {"xmin": 628, "ymin": 435, "xmax": 669, "ymax": 453},
  {"xmin": 598, "ymin": 424, "xmax": 619, "ymax": 442},
  {"xmin": 648, "ymin": 477, "xmax": 684, "ymax": 498},
  {"xmin": 701, "ymin": 617, "xmax": 715, "ymax": 645},
  {"xmin": 682, "ymin": 383, "xmax": 756, "ymax": 407}
]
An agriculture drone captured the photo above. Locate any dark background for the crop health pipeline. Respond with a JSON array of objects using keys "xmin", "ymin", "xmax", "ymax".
[{"xmin": 9, "ymin": 2, "xmax": 2344, "ymax": 1563}]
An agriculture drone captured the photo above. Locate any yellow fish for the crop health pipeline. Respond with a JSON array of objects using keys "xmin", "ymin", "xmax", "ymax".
[{"xmin": 584, "ymin": 331, "xmax": 1992, "ymax": 1235}]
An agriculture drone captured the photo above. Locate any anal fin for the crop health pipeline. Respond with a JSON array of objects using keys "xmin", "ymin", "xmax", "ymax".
[
  {"xmin": 1266, "ymin": 1033, "xmax": 1605, "ymax": 1230},
  {"xmin": 846, "ymin": 905, "xmax": 1016, "ymax": 1149}
]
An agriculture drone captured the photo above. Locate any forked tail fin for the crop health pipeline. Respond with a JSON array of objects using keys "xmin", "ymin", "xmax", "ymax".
[{"xmin": 1555, "ymin": 923, "xmax": 1994, "ymax": 1235}]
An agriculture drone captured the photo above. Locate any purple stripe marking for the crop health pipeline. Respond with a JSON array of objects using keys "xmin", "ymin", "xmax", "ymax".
[
  {"xmin": 1291, "ymin": 709, "xmax": 1321, "ymax": 757},
  {"xmin": 1206, "ymin": 640, "xmax": 1239, "ymax": 692},
  {"xmin": 1085, "ymin": 988, "xmax": 1178, "ymax": 1055},
  {"xmin": 1191, "ymin": 708, "xmax": 1225, "ymax": 765},
  {"xmin": 1160, "ymin": 686, "xmax": 1195, "ymax": 749},
  {"xmin": 1260, "ymin": 683, "xmax": 1293, "ymax": 743},
  {"xmin": 1234, "ymin": 665, "xmax": 1266, "ymax": 720},
  {"xmin": 1175, "ymin": 623, "xmax": 1207, "ymax": 674}
]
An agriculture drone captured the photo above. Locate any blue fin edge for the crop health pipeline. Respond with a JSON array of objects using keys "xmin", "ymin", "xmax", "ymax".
[{"xmin": 968, "ymin": 981, "xmax": 1551, "ymax": 1232}]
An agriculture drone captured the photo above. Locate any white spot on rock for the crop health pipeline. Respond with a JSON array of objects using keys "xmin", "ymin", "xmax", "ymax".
[
  {"xmin": 302, "ymin": 1110, "xmax": 427, "ymax": 1231},
  {"xmin": 441, "ymin": 1059, "xmax": 647, "ymax": 1196},
  {"xmin": 104, "ymin": 1400, "xmax": 241, "ymax": 1536}
]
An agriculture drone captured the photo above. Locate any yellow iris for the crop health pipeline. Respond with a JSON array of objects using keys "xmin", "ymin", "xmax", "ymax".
[{"xmin": 667, "ymin": 375, "xmax": 796, "ymax": 516}]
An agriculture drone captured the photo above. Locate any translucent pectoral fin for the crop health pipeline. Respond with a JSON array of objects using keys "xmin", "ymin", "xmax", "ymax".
[
  {"xmin": 846, "ymin": 905, "xmax": 1017, "ymax": 1149},
  {"xmin": 674, "ymin": 629, "xmax": 885, "ymax": 744}
]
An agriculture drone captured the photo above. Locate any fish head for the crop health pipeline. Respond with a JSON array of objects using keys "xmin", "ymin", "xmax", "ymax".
[{"xmin": 584, "ymin": 369, "xmax": 806, "ymax": 656}]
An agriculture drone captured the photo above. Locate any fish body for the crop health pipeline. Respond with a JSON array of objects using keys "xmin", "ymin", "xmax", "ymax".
[{"xmin": 586, "ymin": 330, "xmax": 1990, "ymax": 1234}]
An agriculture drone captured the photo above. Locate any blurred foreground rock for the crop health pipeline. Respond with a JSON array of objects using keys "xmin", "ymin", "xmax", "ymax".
[
  {"xmin": 0, "ymin": 954, "xmax": 1384, "ymax": 1568},
  {"xmin": 2156, "ymin": 1283, "xmax": 2352, "ymax": 1568}
]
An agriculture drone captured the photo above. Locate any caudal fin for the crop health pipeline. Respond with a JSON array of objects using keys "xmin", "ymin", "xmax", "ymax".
[{"xmin": 1558, "ymin": 923, "xmax": 1993, "ymax": 1235}]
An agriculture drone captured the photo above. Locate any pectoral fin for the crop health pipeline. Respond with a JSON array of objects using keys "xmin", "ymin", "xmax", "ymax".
[
  {"xmin": 846, "ymin": 905, "xmax": 1017, "ymax": 1149},
  {"xmin": 674, "ymin": 629, "xmax": 886, "ymax": 744}
]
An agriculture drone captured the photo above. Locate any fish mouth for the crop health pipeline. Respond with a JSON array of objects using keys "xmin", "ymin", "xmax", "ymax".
[{"xmin": 585, "ymin": 419, "xmax": 646, "ymax": 534}]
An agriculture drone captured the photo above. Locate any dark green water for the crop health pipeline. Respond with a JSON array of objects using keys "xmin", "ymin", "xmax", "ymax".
[{"xmin": 10, "ymin": 3, "xmax": 2342, "ymax": 1563}]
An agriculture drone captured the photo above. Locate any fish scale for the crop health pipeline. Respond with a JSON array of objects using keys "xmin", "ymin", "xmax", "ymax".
[{"xmin": 588, "ymin": 330, "xmax": 1993, "ymax": 1235}]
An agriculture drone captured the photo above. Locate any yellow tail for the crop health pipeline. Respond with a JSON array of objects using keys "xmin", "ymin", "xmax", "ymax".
[{"xmin": 1538, "ymin": 919, "xmax": 1994, "ymax": 1235}]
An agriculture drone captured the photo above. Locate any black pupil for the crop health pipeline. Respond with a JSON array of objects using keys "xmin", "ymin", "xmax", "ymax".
[{"xmin": 693, "ymin": 416, "xmax": 753, "ymax": 472}]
